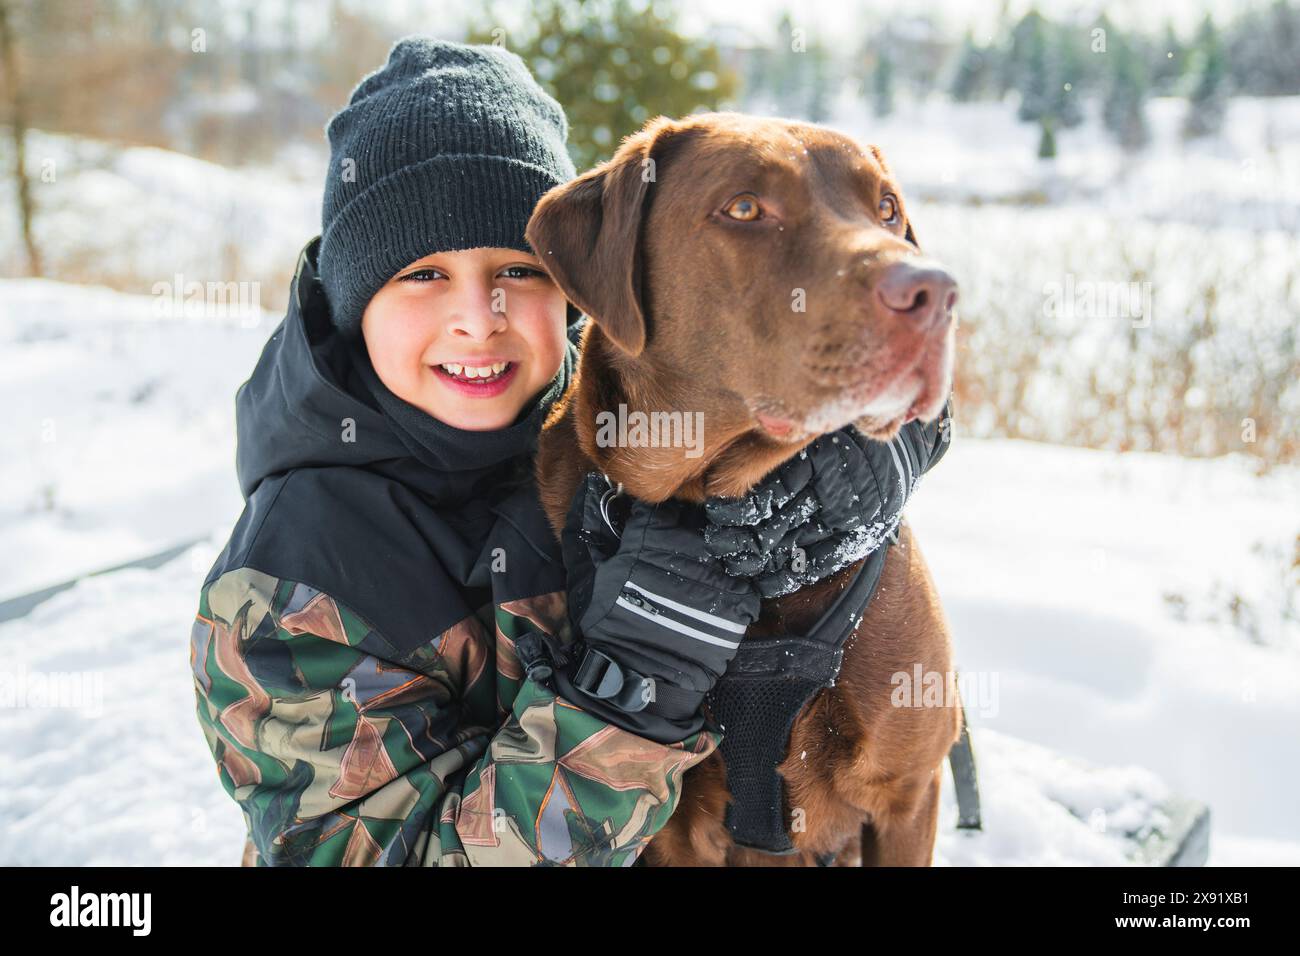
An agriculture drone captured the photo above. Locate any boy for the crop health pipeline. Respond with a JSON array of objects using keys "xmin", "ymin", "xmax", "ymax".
[{"xmin": 190, "ymin": 37, "xmax": 947, "ymax": 867}]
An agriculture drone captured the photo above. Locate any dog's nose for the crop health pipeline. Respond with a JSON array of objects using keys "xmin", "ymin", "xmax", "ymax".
[{"xmin": 875, "ymin": 261, "xmax": 958, "ymax": 325}]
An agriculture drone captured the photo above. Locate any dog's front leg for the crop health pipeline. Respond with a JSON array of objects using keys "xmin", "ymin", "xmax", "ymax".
[{"xmin": 858, "ymin": 764, "xmax": 946, "ymax": 866}]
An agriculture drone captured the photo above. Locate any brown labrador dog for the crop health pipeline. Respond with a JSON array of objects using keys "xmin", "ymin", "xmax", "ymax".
[{"xmin": 526, "ymin": 112, "xmax": 962, "ymax": 866}]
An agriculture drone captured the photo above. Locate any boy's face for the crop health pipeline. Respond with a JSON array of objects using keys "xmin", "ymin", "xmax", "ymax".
[{"xmin": 360, "ymin": 247, "xmax": 569, "ymax": 431}]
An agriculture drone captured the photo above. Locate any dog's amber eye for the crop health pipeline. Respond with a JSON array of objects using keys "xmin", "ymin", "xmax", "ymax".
[
  {"xmin": 724, "ymin": 193, "xmax": 762, "ymax": 221},
  {"xmin": 878, "ymin": 195, "xmax": 899, "ymax": 224}
]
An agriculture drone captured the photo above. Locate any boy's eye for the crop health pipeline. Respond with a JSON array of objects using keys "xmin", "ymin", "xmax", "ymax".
[
  {"xmin": 398, "ymin": 268, "xmax": 444, "ymax": 282},
  {"xmin": 500, "ymin": 265, "xmax": 547, "ymax": 280}
]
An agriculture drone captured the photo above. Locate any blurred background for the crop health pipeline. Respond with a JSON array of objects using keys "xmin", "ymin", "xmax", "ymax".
[{"xmin": 0, "ymin": 0, "xmax": 1296, "ymax": 866}]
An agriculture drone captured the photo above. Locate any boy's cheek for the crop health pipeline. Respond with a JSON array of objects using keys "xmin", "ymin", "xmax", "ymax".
[{"xmin": 366, "ymin": 330, "xmax": 431, "ymax": 400}]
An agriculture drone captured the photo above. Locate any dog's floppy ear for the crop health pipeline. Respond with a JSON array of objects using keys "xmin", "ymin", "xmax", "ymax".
[
  {"xmin": 526, "ymin": 116, "xmax": 683, "ymax": 357},
  {"xmin": 868, "ymin": 143, "xmax": 921, "ymax": 251}
]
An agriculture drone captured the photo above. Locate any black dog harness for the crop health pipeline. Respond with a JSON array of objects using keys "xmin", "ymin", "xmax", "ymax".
[
  {"xmin": 703, "ymin": 540, "xmax": 890, "ymax": 858},
  {"xmin": 704, "ymin": 536, "xmax": 982, "ymax": 861}
]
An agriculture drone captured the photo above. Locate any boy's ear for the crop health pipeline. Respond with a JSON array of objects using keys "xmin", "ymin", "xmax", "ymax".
[{"xmin": 526, "ymin": 116, "xmax": 684, "ymax": 358}]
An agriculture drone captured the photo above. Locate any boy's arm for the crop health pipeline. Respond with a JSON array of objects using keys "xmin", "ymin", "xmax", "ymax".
[
  {"xmin": 191, "ymin": 567, "xmax": 716, "ymax": 867},
  {"xmin": 439, "ymin": 656, "xmax": 717, "ymax": 867}
]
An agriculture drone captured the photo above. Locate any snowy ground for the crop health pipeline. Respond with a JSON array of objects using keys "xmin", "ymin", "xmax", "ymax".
[
  {"xmin": 914, "ymin": 438, "xmax": 1300, "ymax": 866},
  {"xmin": 0, "ymin": 280, "xmax": 274, "ymax": 601}
]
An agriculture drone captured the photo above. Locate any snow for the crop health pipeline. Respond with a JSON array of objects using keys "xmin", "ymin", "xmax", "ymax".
[
  {"xmin": 0, "ymin": 280, "xmax": 274, "ymax": 601},
  {"xmin": 938, "ymin": 728, "xmax": 1169, "ymax": 866},
  {"xmin": 0, "ymin": 129, "xmax": 320, "ymax": 309},
  {"xmin": 916, "ymin": 436, "xmax": 1300, "ymax": 865},
  {"xmin": 0, "ymin": 538, "xmax": 245, "ymax": 865}
]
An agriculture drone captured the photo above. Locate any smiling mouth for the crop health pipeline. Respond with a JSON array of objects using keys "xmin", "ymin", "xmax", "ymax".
[{"xmin": 434, "ymin": 361, "xmax": 514, "ymax": 384}]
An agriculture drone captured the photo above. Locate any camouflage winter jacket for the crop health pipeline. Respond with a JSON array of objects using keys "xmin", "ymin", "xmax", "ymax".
[{"xmin": 190, "ymin": 239, "xmax": 715, "ymax": 866}]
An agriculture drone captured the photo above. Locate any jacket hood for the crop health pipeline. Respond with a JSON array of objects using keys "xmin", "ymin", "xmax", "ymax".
[{"xmin": 235, "ymin": 238, "xmax": 408, "ymax": 500}]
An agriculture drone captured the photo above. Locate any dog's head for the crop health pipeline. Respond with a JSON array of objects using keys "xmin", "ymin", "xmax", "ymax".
[{"xmin": 527, "ymin": 111, "xmax": 956, "ymax": 454}]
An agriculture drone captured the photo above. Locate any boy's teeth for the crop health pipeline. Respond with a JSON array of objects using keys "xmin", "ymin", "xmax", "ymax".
[{"xmin": 440, "ymin": 362, "xmax": 509, "ymax": 379}]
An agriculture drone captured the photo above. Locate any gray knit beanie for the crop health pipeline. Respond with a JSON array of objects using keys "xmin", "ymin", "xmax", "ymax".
[{"xmin": 319, "ymin": 36, "xmax": 580, "ymax": 336}]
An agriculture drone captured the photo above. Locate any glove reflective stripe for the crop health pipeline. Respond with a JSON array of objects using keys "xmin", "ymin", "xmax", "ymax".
[
  {"xmin": 613, "ymin": 586, "xmax": 745, "ymax": 651},
  {"xmin": 621, "ymin": 580, "xmax": 747, "ymax": 634}
]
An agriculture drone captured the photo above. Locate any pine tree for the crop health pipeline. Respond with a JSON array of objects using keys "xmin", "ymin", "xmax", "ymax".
[
  {"xmin": 1103, "ymin": 35, "xmax": 1151, "ymax": 151},
  {"xmin": 467, "ymin": 0, "xmax": 737, "ymax": 171},
  {"xmin": 1038, "ymin": 117, "xmax": 1057, "ymax": 159},
  {"xmin": 1014, "ymin": 11, "xmax": 1051, "ymax": 122},
  {"xmin": 1083, "ymin": 13, "xmax": 1116, "ymax": 92},
  {"xmin": 1183, "ymin": 14, "xmax": 1228, "ymax": 139},
  {"xmin": 1007, "ymin": 11, "xmax": 1086, "ymax": 157},
  {"xmin": 1150, "ymin": 21, "xmax": 1185, "ymax": 93},
  {"xmin": 806, "ymin": 43, "xmax": 832, "ymax": 122},
  {"xmin": 873, "ymin": 47, "xmax": 894, "ymax": 118},
  {"xmin": 949, "ymin": 30, "xmax": 988, "ymax": 101},
  {"xmin": 1000, "ymin": 9, "xmax": 1045, "ymax": 98},
  {"xmin": 772, "ymin": 11, "xmax": 803, "ymax": 118},
  {"xmin": 1049, "ymin": 24, "xmax": 1084, "ymax": 128},
  {"xmin": 745, "ymin": 43, "xmax": 772, "ymax": 110},
  {"xmin": 1223, "ymin": 0, "xmax": 1300, "ymax": 95}
]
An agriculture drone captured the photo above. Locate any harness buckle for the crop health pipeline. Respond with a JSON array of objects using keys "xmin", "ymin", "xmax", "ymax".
[
  {"xmin": 571, "ymin": 646, "xmax": 654, "ymax": 713},
  {"xmin": 515, "ymin": 629, "xmax": 570, "ymax": 686},
  {"xmin": 597, "ymin": 472, "xmax": 625, "ymax": 538}
]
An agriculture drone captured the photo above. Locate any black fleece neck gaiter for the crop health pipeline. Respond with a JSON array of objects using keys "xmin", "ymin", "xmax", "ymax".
[{"xmin": 344, "ymin": 335, "xmax": 576, "ymax": 506}]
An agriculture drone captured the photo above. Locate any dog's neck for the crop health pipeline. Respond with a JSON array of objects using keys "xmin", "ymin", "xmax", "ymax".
[{"xmin": 569, "ymin": 324, "xmax": 813, "ymax": 503}]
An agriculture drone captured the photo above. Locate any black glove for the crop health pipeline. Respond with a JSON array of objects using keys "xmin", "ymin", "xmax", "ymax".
[
  {"xmin": 702, "ymin": 396, "xmax": 953, "ymax": 599},
  {"xmin": 524, "ymin": 472, "xmax": 761, "ymax": 744}
]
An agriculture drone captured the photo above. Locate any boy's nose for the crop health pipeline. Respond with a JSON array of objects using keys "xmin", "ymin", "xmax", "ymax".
[{"xmin": 447, "ymin": 291, "xmax": 508, "ymax": 338}]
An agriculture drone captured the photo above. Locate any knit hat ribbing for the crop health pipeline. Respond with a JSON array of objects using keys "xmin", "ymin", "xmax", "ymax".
[{"xmin": 319, "ymin": 37, "xmax": 579, "ymax": 336}]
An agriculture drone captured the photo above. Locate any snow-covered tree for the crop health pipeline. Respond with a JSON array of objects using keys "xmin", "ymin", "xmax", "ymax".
[{"xmin": 1183, "ymin": 14, "xmax": 1229, "ymax": 139}]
